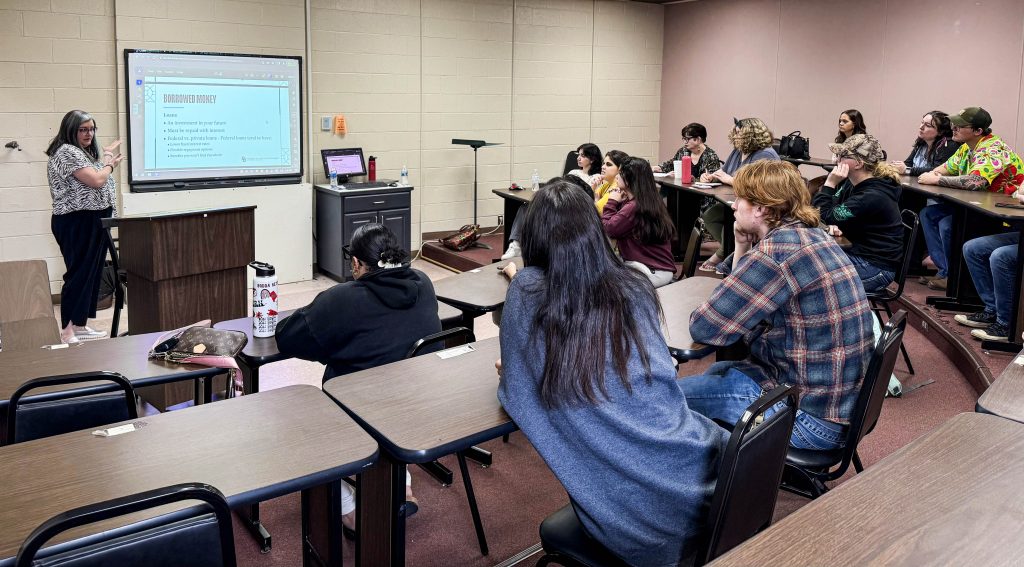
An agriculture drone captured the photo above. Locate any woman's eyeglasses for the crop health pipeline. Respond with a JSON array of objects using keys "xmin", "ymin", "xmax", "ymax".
[{"xmin": 77, "ymin": 127, "xmax": 97, "ymax": 134}]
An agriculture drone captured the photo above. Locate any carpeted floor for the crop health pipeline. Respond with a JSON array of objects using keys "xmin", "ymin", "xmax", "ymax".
[{"xmin": 67, "ymin": 264, "xmax": 983, "ymax": 567}]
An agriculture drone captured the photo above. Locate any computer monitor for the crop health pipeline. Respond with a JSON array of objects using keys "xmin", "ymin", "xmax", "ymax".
[{"xmin": 321, "ymin": 148, "xmax": 366, "ymax": 181}]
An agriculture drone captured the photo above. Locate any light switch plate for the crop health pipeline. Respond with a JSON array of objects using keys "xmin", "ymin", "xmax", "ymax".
[{"xmin": 321, "ymin": 116, "xmax": 332, "ymax": 131}]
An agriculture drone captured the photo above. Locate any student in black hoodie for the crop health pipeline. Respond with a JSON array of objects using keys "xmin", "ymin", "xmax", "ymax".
[
  {"xmin": 276, "ymin": 222, "xmax": 440, "ymax": 533},
  {"xmin": 276, "ymin": 222, "xmax": 442, "ymax": 381},
  {"xmin": 813, "ymin": 134, "xmax": 903, "ymax": 292}
]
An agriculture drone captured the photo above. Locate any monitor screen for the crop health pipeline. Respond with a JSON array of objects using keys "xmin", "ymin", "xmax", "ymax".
[
  {"xmin": 124, "ymin": 49, "xmax": 303, "ymax": 192},
  {"xmin": 321, "ymin": 148, "xmax": 366, "ymax": 179}
]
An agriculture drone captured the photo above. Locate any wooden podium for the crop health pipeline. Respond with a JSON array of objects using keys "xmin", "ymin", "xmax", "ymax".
[{"xmin": 115, "ymin": 206, "xmax": 255, "ymax": 409}]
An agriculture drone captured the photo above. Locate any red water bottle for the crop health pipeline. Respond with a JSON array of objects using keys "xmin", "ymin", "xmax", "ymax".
[
  {"xmin": 368, "ymin": 156, "xmax": 377, "ymax": 181},
  {"xmin": 680, "ymin": 153, "xmax": 693, "ymax": 184}
]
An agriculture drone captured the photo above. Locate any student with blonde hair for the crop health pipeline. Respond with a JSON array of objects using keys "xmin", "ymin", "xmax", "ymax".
[
  {"xmin": 698, "ymin": 117, "xmax": 780, "ymax": 272},
  {"xmin": 684, "ymin": 160, "xmax": 873, "ymax": 450}
]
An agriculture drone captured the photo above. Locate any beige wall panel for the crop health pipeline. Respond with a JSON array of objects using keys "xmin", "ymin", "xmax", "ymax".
[{"xmin": 659, "ymin": 0, "xmax": 780, "ymax": 161}]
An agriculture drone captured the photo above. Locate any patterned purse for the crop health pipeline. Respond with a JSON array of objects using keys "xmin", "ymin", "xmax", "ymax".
[
  {"xmin": 439, "ymin": 224, "xmax": 481, "ymax": 251},
  {"xmin": 149, "ymin": 322, "xmax": 248, "ymax": 397}
]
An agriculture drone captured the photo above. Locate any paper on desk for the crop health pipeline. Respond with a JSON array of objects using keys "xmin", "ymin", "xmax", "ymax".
[
  {"xmin": 1014, "ymin": 355, "xmax": 1024, "ymax": 366},
  {"xmin": 93, "ymin": 421, "xmax": 146, "ymax": 437},
  {"xmin": 437, "ymin": 344, "xmax": 475, "ymax": 359},
  {"xmin": 653, "ymin": 172, "xmax": 672, "ymax": 178}
]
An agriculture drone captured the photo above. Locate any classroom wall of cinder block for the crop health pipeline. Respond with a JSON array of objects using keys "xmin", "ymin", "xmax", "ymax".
[{"xmin": 0, "ymin": 0, "xmax": 663, "ymax": 292}]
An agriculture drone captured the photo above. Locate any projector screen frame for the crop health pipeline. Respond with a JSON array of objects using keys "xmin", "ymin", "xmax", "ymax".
[{"xmin": 123, "ymin": 48, "xmax": 304, "ymax": 193}]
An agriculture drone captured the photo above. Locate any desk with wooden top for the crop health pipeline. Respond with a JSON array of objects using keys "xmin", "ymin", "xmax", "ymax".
[
  {"xmin": 323, "ymin": 337, "xmax": 515, "ymax": 567},
  {"xmin": 492, "ymin": 188, "xmax": 535, "ymax": 252},
  {"xmin": 976, "ymin": 351, "xmax": 1024, "ymax": 423},
  {"xmin": 782, "ymin": 155, "xmax": 835, "ymax": 171},
  {"xmin": 0, "ymin": 331, "xmax": 220, "ymax": 409},
  {"xmin": 659, "ymin": 276, "xmax": 719, "ymax": 362},
  {"xmin": 0, "ymin": 385, "xmax": 378, "ymax": 567},
  {"xmin": 900, "ymin": 176, "xmax": 1024, "ymax": 350},
  {"xmin": 657, "ymin": 177, "xmax": 736, "ymax": 258},
  {"xmin": 712, "ymin": 412, "xmax": 1024, "ymax": 566},
  {"xmin": 433, "ymin": 259, "xmax": 521, "ymax": 331},
  {"xmin": 211, "ymin": 301, "xmax": 467, "ymax": 551}
]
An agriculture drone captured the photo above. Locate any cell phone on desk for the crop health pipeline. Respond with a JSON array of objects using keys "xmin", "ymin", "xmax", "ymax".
[{"xmin": 995, "ymin": 202, "xmax": 1024, "ymax": 210}]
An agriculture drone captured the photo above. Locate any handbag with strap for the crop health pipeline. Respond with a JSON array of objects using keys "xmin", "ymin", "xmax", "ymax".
[
  {"xmin": 149, "ymin": 322, "xmax": 248, "ymax": 397},
  {"xmin": 439, "ymin": 224, "xmax": 481, "ymax": 251},
  {"xmin": 779, "ymin": 130, "xmax": 811, "ymax": 160}
]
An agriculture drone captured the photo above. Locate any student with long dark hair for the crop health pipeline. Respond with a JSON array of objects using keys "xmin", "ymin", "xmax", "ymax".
[
  {"xmin": 497, "ymin": 180, "xmax": 727, "ymax": 567},
  {"xmin": 45, "ymin": 109, "xmax": 124, "ymax": 343},
  {"xmin": 502, "ymin": 143, "xmax": 603, "ymax": 259},
  {"xmin": 602, "ymin": 157, "xmax": 677, "ymax": 287},
  {"xmin": 835, "ymin": 109, "xmax": 867, "ymax": 143},
  {"xmin": 566, "ymin": 142, "xmax": 603, "ymax": 182},
  {"xmin": 890, "ymin": 110, "xmax": 958, "ymax": 176}
]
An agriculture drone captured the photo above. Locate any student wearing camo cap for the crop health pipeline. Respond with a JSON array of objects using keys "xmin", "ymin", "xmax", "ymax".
[
  {"xmin": 813, "ymin": 134, "xmax": 904, "ymax": 292},
  {"xmin": 916, "ymin": 107, "xmax": 1024, "ymax": 291}
]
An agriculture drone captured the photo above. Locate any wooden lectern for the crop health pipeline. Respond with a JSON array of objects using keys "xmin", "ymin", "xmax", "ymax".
[{"xmin": 115, "ymin": 206, "xmax": 255, "ymax": 409}]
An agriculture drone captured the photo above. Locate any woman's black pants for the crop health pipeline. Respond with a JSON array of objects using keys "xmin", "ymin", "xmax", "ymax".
[{"xmin": 51, "ymin": 207, "xmax": 112, "ymax": 329}]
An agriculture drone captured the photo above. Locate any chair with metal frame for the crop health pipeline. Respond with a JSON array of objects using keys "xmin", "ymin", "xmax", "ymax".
[
  {"xmin": 101, "ymin": 219, "xmax": 128, "ymax": 338},
  {"xmin": 678, "ymin": 225, "xmax": 703, "ymax": 281},
  {"xmin": 781, "ymin": 309, "xmax": 907, "ymax": 499},
  {"xmin": 535, "ymin": 384, "xmax": 799, "ymax": 567},
  {"xmin": 4, "ymin": 371, "xmax": 138, "ymax": 446},
  {"xmin": 561, "ymin": 151, "xmax": 578, "ymax": 176},
  {"xmin": 15, "ymin": 483, "xmax": 236, "ymax": 567},
  {"xmin": 405, "ymin": 326, "xmax": 493, "ymax": 556},
  {"xmin": 864, "ymin": 209, "xmax": 918, "ymax": 375}
]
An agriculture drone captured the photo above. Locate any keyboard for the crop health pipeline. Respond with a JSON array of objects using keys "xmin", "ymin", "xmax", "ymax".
[{"xmin": 339, "ymin": 181, "xmax": 397, "ymax": 189}]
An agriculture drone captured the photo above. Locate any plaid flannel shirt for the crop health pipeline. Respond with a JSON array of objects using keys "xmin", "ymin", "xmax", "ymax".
[{"xmin": 689, "ymin": 220, "xmax": 873, "ymax": 424}]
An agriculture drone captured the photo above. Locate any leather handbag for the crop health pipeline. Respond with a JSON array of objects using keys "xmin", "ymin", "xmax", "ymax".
[
  {"xmin": 439, "ymin": 224, "xmax": 481, "ymax": 251},
  {"xmin": 149, "ymin": 322, "xmax": 248, "ymax": 397},
  {"xmin": 779, "ymin": 131, "xmax": 811, "ymax": 160}
]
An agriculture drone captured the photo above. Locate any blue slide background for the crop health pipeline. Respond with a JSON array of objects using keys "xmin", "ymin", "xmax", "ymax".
[{"xmin": 146, "ymin": 82, "xmax": 291, "ymax": 170}]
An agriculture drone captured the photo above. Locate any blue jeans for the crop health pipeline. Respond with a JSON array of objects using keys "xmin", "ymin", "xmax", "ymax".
[
  {"xmin": 963, "ymin": 232, "xmax": 1020, "ymax": 326},
  {"xmin": 920, "ymin": 203, "xmax": 955, "ymax": 277},
  {"xmin": 846, "ymin": 252, "xmax": 895, "ymax": 293},
  {"xmin": 679, "ymin": 364, "xmax": 847, "ymax": 450}
]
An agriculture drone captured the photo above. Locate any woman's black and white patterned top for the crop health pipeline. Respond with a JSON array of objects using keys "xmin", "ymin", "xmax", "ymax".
[{"xmin": 47, "ymin": 144, "xmax": 116, "ymax": 215}]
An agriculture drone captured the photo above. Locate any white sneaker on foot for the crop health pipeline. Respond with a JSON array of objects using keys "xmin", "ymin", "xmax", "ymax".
[
  {"xmin": 501, "ymin": 240, "xmax": 521, "ymax": 260},
  {"xmin": 73, "ymin": 326, "xmax": 107, "ymax": 339}
]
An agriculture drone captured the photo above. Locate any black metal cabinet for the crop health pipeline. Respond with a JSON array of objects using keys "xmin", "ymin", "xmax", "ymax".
[{"xmin": 315, "ymin": 185, "xmax": 413, "ymax": 280}]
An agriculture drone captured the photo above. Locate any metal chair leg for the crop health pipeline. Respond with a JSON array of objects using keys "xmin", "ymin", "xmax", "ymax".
[
  {"xmin": 852, "ymin": 451, "xmax": 865, "ymax": 473},
  {"xmin": 882, "ymin": 303, "xmax": 915, "ymax": 374},
  {"xmin": 457, "ymin": 451, "xmax": 489, "ymax": 556}
]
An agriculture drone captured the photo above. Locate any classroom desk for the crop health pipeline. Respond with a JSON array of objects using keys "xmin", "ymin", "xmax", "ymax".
[
  {"xmin": 658, "ymin": 276, "xmax": 719, "ymax": 361},
  {"xmin": 322, "ymin": 337, "xmax": 515, "ymax": 567},
  {"xmin": 711, "ymin": 412, "xmax": 1024, "ymax": 566},
  {"xmin": 781, "ymin": 155, "xmax": 835, "ymax": 171},
  {"xmin": 492, "ymin": 188, "xmax": 535, "ymax": 252},
  {"xmin": 0, "ymin": 385, "xmax": 378, "ymax": 567},
  {"xmin": 0, "ymin": 331, "xmax": 220, "ymax": 409},
  {"xmin": 900, "ymin": 176, "xmax": 1024, "ymax": 351},
  {"xmin": 976, "ymin": 350, "xmax": 1024, "ymax": 423},
  {"xmin": 433, "ymin": 259, "xmax": 521, "ymax": 332},
  {"xmin": 212, "ymin": 301, "xmax": 466, "ymax": 550},
  {"xmin": 657, "ymin": 177, "xmax": 735, "ymax": 258}
]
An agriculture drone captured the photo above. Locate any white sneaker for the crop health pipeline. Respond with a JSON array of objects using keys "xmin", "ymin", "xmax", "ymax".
[
  {"xmin": 73, "ymin": 326, "xmax": 107, "ymax": 340},
  {"xmin": 61, "ymin": 334, "xmax": 80, "ymax": 344},
  {"xmin": 501, "ymin": 241, "xmax": 521, "ymax": 260}
]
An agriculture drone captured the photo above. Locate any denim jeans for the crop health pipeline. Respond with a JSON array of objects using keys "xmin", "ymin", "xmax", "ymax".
[
  {"xmin": 846, "ymin": 252, "xmax": 895, "ymax": 293},
  {"xmin": 963, "ymin": 232, "xmax": 1020, "ymax": 326},
  {"xmin": 920, "ymin": 202, "xmax": 955, "ymax": 277},
  {"xmin": 679, "ymin": 364, "xmax": 847, "ymax": 450}
]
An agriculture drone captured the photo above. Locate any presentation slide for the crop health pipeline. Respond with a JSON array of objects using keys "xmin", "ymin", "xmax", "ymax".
[{"xmin": 125, "ymin": 50, "xmax": 303, "ymax": 190}]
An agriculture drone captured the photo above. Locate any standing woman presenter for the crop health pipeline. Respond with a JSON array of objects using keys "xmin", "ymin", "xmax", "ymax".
[{"xmin": 45, "ymin": 110, "xmax": 123, "ymax": 343}]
